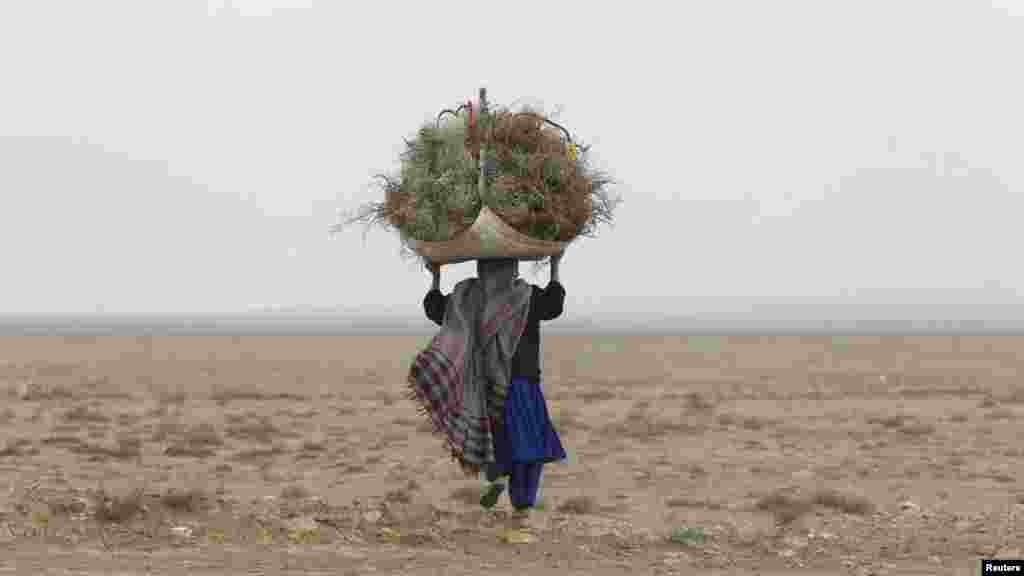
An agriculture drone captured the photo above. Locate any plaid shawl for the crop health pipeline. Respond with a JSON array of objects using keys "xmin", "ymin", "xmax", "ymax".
[{"xmin": 407, "ymin": 276, "xmax": 531, "ymax": 476}]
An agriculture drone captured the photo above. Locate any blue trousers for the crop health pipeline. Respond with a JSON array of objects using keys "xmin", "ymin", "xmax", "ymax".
[{"xmin": 488, "ymin": 377, "xmax": 567, "ymax": 510}]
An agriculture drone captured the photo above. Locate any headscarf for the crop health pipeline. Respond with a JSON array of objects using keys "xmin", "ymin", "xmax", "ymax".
[{"xmin": 407, "ymin": 258, "xmax": 530, "ymax": 475}]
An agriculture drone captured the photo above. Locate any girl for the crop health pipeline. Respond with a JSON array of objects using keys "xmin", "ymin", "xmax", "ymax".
[{"xmin": 423, "ymin": 254, "xmax": 567, "ymax": 526}]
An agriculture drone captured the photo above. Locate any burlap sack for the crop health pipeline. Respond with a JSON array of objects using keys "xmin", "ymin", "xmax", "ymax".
[{"xmin": 407, "ymin": 206, "xmax": 569, "ymax": 265}]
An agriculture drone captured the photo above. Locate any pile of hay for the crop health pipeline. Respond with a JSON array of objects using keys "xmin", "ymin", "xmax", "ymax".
[{"xmin": 340, "ymin": 101, "xmax": 619, "ymax": 251}]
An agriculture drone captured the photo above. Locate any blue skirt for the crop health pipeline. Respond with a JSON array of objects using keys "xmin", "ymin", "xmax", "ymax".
[{"xmin": 489, "ymin": 377, "xmax": 566, "ymax": 509}]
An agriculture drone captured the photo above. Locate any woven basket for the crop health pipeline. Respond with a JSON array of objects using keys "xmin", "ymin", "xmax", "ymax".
[{"xmin": 407, "ymin": 206, "xmax": 569, "ymax": 265}]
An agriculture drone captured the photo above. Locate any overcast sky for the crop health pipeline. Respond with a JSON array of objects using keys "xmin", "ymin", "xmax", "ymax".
[{"xmin": 1, "ymin": 0, "xmax": 1022, "ymax": 323}]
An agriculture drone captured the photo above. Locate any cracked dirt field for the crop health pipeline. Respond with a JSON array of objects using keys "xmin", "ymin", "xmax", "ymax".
[{"xmin": 0, "ymin": 334, "xmax": 1022, "ymax": 575}]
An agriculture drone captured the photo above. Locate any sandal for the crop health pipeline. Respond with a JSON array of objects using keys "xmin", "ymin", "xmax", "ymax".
[{"xmin": 480, "ymin": 482, "xmax": 505, "ymax": 509}]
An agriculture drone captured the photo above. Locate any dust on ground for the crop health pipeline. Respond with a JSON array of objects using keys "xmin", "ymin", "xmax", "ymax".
[{"xmin": 0, "ymin": 334, "xmax": 1021, "ymax": 575}]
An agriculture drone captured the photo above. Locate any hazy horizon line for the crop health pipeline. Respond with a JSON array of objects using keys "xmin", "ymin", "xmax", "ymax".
[{"xmin": 1, "ymin": 313, "xmax": 1023, "ymax": 336}]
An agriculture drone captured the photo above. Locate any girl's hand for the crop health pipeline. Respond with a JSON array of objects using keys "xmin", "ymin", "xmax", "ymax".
[{"xmin": 428, "ymin": 262, "xmax": 441, "ymax": 290}]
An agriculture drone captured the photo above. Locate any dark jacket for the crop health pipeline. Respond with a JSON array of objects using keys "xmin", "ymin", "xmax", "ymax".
[{"xmin": 423, "ymin": 281, "xmax": 565, "ymax": 382}]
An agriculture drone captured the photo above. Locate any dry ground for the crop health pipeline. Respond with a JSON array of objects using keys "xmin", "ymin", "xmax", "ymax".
[{"xmin": 0, "ymin": 334, "xmax": 1021, "ymax": 575}]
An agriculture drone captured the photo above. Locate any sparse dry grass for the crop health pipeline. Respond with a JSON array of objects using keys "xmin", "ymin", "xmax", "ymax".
[
  {"xmin": 160, "ymin": 488, "xmax": 208, "ymax": 513},
  {"xmin": 686, "ymin": 463, "xmax": 707, "ymax": 477},
  {"xmin": 92, "ymin": 390, "xmax": 135, "ymax": 401},
  {"xmin": 116, "ymin": 412, "xmax": 142, "ymax": 427},
  {"xmin": 41, "ymin": 434, "xmax": 82, "ymax": 447},
  {"xmin": 280, "ymin": 484, "xmax": 312, "ymax": 500},
  {"xmin": 385, "ymin": 487, "xmax": 413, "ymax": 504},
  {"xmin": 162, "ymin": 422, "xmax": 222, "ymax": 458},
  {"xmin": 212, "ymin": 387, "xmax": 307, "ymax": 406},
  {"xmin": 392, "ymin": 416, "xmax": 421, "ymax": 428},
  {"xmin": 665, "ymin": 496, "xmax": 719, "ymax": 509},
  {"xmin": 810, "ymin": 488, "xmax": 874, "ymax": 515},
  {"xmin": 48, "ymin": 383, "xmax": 77, "ymax": 400},
  {"xmin": 684, "ymin": 392, "xmax": 716, "ymax": 413},
  {"xmin": 111, "ymin": 435, "xmax": 143, "ymax": 459},
  {"xmin": 979, "ymin": 396, "xmax": 999, "ymax": 408},
  {"xmin": 372, "ymin": 431, "xmax": 411, "ymax": 451},
  {"xmin": 227, "ymin": 416, "xmax": 281, "ymax": 444},
  {"xmin": 989, "ymin": 472, "xmax": 1015, "ymax": 484},
  {"xmin": 1003, "ymin": 389, "xmax": 1024, "ymax": 404},
  {"xmin": 867, "ymin": 414, "xmax": 907, "ymax": 428},
  {"xmin": 184, "ymin": 422, "xmax": 223, "ymax": 447},
  {"xmin": 0, "ymin": 437, "xmax": 35, "ymax": 458},
  {"xmin": 224, "ymin": 413, "xmax": 247, "ymax": 425},
  {"xmin": 151, "ymin": 418, "xmax": 186, "ymax": 441},
  {"xmin": 80, "ymin": 373, "xmax": 109, "ymax": 389},
  {"xmin": 212, "ymin": 387, "xmax": 267, "ymax": 405},
  {"xmin": 755, "ymin": 487, "xmax": 873, "ymax": 524},
  {"xmin": 449, "ymin": 485, "xmax": 484, "ymax": 506},
  {"xmin": 866, "ymin": 413, "xmax": 936, "ymax": 437},
  {"xmin": 740, "ymin": 416, "xmax": 772, "ymax": 431},
  {"xmin": 71, "ymin": 435, "xmax": 142, "ymax": 461},
  {"xmin": 301, "ymin": 439, "xmax": 326, "ymax": 452},
  {"xmin": 155, "ymin": 388, "xmax": 187, "ymax": 407},
  {"xmin": 0, "ymin": 444, "xmax": 17, "ymax": 458},
  {"xmin": 63, "ymin": 404, "xmax": 110, "ymax": 424},
  {"xmin": 986, "ymin": 407, "xmax": 1015, "ymax": 420},
  {"xmin": 164, "ymin": 442, "xmax": 216, "ymax": 459},
  {"xmin": 371, "ymin": 390, "xmax": 399, "ymax": 407},
  {"xmin": 5, "ymin": 379, "xmax": 75, "ymax": 401},
  {"xmin": 755, "ymin": 490, "xmax": 813, "ymax": 524},
  {"xmin": 276, "ymin": 407, "xmax": 319, "ymax": 420},
  {"xmin": 231, "ymin": 446, "xmax": 286, "ymax": 462},
  {"xmin": 668, "ymin": 526, "xmax": 705, "ymax": 546},
  {"xmin": 578, "ymin": 389, "xmax": 616, "ymax": 404},
  {"xmin": 46, "ymin": 495, "xmax": 88, "ymax": 517},
  {"xmin": 557, "ymin": 495, "xmax": 597, "ymax": 515},
  {"xmin": 602, "ymin": 400, "xmax": 701, "ymax": 439},
  {"xmin": 338, "ymin": 462, "xmax": 368, "ymax": 475},
  {"xmin": 551, "ymin": 406, "xmax": 588, "ymax": 434},
  {"xmin": 899, "ymin": 421, "xmax": 936, "ymax": 437},
  {"xmin": 335, "ymin": 404, "xmax": 358, "ymax": 417},
  {"xmin": 93, "ymin": 486, "xmax": 146, "ymax": 524}
]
